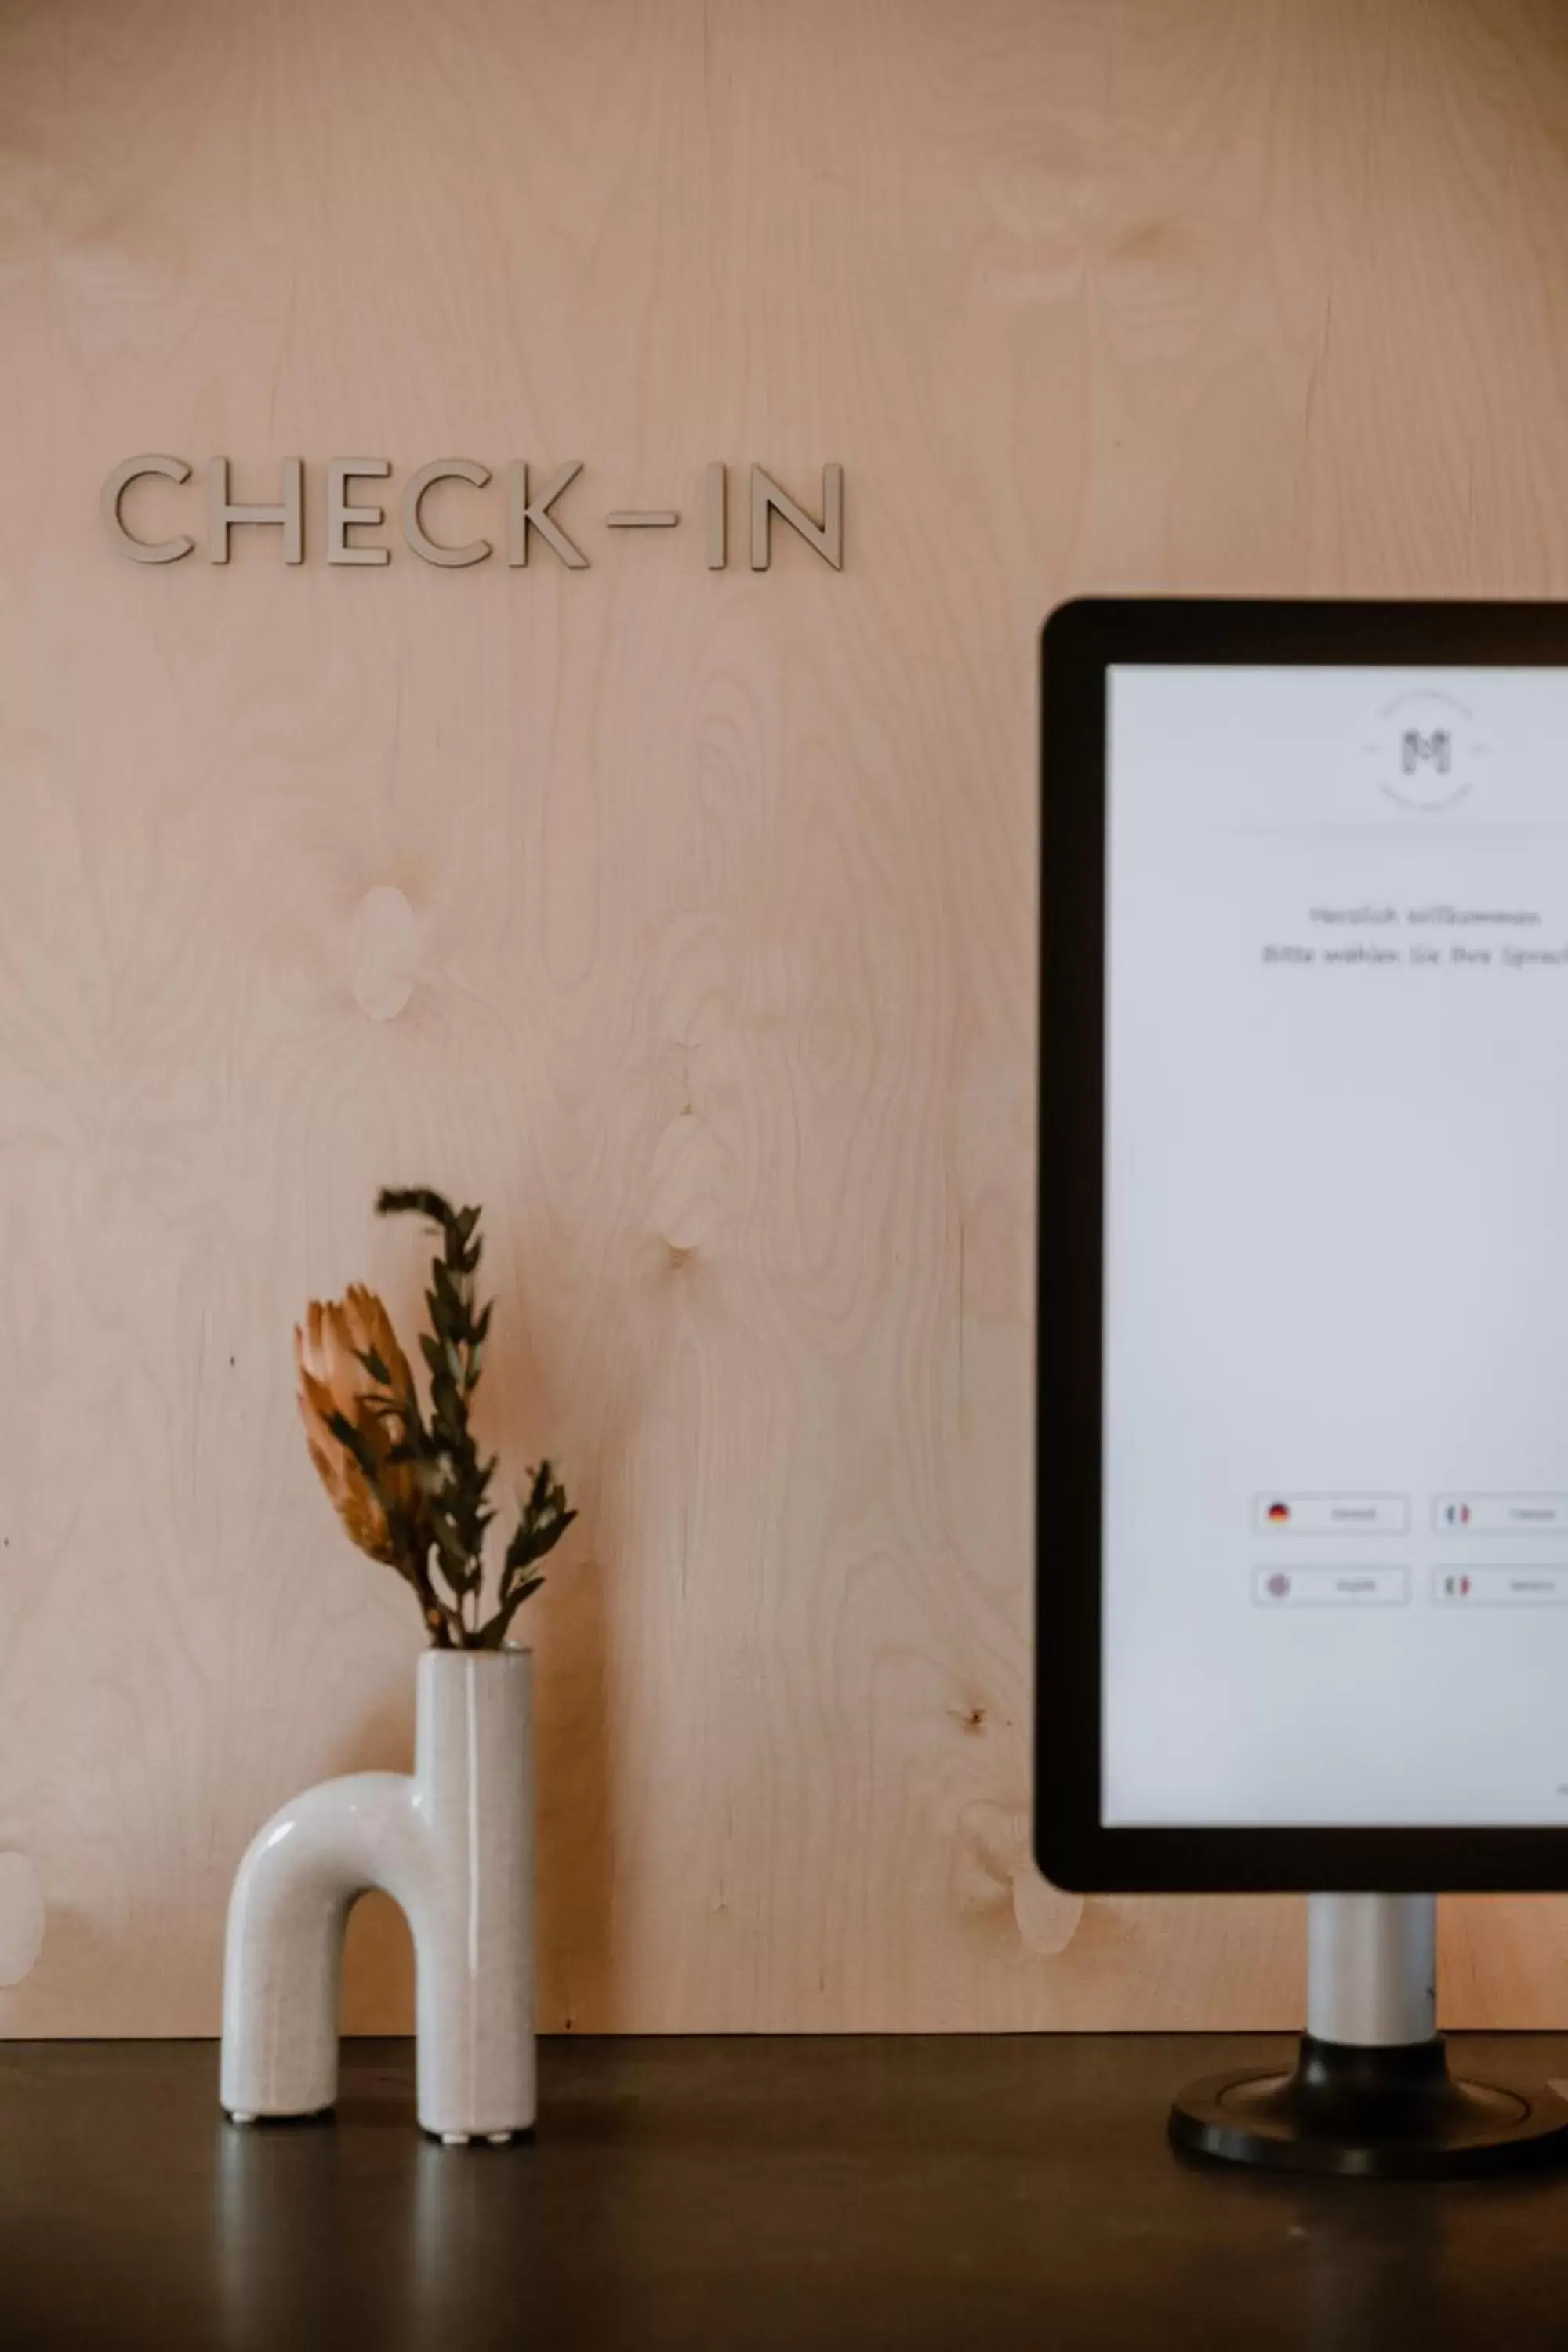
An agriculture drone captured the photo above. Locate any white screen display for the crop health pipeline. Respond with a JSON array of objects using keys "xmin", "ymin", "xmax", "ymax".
[{"xmin": 1104, "ymin": 664, "xmax": 1568, "ymax": 1827}]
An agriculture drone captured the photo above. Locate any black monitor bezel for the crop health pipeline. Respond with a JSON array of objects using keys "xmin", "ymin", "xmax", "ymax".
[{"xmin": 1035, "ymin": 596, "xmax": 1568, "ymax": 1894}]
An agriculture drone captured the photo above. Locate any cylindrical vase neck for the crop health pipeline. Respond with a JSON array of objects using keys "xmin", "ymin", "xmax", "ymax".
[{"xmin": 415, "ymin": 1647, "xmax": 532, "ymax": 1815}]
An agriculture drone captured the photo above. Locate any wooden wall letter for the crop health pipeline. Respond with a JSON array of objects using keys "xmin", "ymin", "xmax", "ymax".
[
  {"xmin": 506, "ymin": 461, "xmax": 588, "ymax": 568},
  {"xmin": 208, "ymin": 458, "xmax": 304, "ymax": 564},
  {"xmin": 100, "ymin": 455, "xmax": 194, "ymax": 563},
  {"xmin": 750, "ymin": 463, "xmax": 843, "ymax": 570},
  {"xmin": 705, "ymin": 462, "xmax": 727, "ymax": 570},
  {"xmin": 328, "ymin": 459, "xmax": 392, "ymax": 565},
  {"xmin": 402, "ymin": 459, "xmax": 493, "ymax": 567}
]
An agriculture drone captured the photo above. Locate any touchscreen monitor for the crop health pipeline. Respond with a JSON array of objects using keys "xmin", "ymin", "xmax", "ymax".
[{"xmin": 1036, "ymin": 601, "xmax": 1568, "ymax": 1892}]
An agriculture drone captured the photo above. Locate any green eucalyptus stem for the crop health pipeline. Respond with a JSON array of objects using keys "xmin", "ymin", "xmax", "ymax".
[{"xmin": 353, "ymin": 1187, "xmax": 576, "ymax": 1649}]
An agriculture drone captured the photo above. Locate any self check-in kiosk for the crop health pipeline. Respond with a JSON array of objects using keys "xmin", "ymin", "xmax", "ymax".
[{"xmin": 1036, "ymin": 599, "xmax": 1568, "ymax": 2172}]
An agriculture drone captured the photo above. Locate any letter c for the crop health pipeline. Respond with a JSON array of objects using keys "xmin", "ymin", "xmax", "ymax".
[
  {"xmin": 100, "ymin": 455, "xmax": 194, "ymax": 562},
  {"xmin": 401, "ymin": 459, "xmax": 492, "ymax": 567}
]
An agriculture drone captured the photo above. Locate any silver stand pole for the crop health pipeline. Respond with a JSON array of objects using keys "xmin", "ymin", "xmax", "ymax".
[{"xmin": 1306, "ymin": 1893, "xmax": 1436, "ymax": 2049}]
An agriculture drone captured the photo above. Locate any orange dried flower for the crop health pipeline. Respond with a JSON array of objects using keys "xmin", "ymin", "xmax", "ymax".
[{"xmin": 294, "ymin": 1286, "xmax": 418, "ymax": 1564}]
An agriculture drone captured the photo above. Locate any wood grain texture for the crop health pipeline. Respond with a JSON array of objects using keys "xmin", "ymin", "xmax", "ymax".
[{"xmin": 2, "ymin": 0, "xmax": 1567, "ymax": 2034}]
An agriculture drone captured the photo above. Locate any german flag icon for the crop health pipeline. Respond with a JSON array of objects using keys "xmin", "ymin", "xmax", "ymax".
[{"xmin": 1266, "ymin": 1501, "xmax": 1291, "ymax": 1525}]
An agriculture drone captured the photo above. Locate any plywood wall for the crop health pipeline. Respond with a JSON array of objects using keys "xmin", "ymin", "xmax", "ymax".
[{"xmin": 2, "ymin": 0, "xmax": 1567, "ymax": 2034}]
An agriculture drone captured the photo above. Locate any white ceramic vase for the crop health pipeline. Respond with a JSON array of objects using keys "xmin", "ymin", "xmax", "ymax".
[{"xmin": 220, "ymin": 1646, "xmax": 535, "ymax": 2143}]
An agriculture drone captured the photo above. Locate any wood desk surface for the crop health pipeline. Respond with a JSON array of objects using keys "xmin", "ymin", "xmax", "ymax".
[{"xmin": 4, "ymin": 2035, "xmax": 1568, "ymax": 2350}]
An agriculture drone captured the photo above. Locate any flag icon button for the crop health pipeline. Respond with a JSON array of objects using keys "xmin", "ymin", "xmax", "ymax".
[{"xmin": 1254, "ymin": 1494, "xmax": 1409, "ymax": 1536}]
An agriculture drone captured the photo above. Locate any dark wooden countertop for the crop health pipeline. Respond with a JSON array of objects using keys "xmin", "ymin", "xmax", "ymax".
[{"xmin": 5, "ymin": 2034, "xmax": 1568, "ymax": 2350}]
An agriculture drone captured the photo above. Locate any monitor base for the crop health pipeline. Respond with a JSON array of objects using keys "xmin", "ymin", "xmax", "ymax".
[{"xmin": 1170, "ymin": 2033, "xmax": 1568, "ymax": 2177}]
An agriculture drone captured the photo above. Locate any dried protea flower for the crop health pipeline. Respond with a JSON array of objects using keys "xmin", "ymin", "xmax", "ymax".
[
  {"xmin": 295, "ymin": 1286, "xmax": 418, "ymax": 1565},
  {"xmin": 296, "ymin": 1193, "xmax": 576, "ymax": 1648}
]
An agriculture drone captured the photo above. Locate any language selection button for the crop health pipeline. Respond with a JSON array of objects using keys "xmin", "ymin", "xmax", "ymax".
[
  {"xmin": 1254, "ymin": 1494, "xmax": 1409, "ymax": 1536},
  {"xmin": 1254, "ymin": 1567, "xmax": 1410, "ymax": 1607},
  {"xmin": 1432, "ymin": 1567, "xmax": 1568, "ymax": 1606},
  {"xmin": 1432, "ymin": 1494, "xmax": 1568, "ymax": 1534}
]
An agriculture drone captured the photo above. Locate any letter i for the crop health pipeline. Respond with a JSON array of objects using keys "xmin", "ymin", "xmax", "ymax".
[{"xmin": 705, "ymin": 463, "xmax": 726, "ymax": 569}]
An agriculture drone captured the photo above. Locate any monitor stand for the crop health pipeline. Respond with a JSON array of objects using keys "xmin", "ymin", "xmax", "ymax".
[{"xmin": 1169, "ymin": 1894, "xmax": 1568, "ymax": 2176}]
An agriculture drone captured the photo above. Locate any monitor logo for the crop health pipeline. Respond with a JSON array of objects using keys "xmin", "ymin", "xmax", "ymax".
[
  {"xmin": 1402, "ymin": 727, "xmax": 1450, "ymax": 776},
  {"xmin": 1363, "ymin": 689, "xmax": 1485, "ymax": 811}
]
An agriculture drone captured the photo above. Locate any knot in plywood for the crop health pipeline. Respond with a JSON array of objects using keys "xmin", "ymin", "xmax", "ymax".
[{"xmin": 351, "ymin": 885, "xmax": 420, "ymax": 1021}]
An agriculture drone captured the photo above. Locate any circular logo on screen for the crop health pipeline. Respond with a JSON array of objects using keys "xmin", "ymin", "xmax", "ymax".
[{"xmin": 1362, "ymin": 689, "xmax": 1486, "ymax": 811}]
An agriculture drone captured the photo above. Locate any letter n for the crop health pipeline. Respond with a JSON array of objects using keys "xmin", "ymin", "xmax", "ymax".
[{"xmin": 750, "ymin": 465, "xmax": 843, "ymax": 570}]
